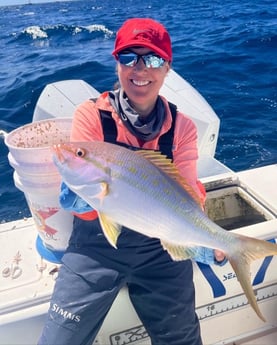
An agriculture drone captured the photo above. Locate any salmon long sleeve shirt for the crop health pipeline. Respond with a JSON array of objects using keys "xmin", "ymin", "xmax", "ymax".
[{"xmin": 71, "ymin": 91, "xmax": 206, "ymax": 206}]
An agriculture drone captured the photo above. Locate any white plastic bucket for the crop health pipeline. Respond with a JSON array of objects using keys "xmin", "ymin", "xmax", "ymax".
[{"xmin": 5, "ymin": 118, "xmax": 74, "ymax": 261}]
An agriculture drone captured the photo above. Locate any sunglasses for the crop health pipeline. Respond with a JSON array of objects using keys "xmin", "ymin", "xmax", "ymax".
[{"xmin": 116, "ymin": 51, "xmax": 166, "ymax": 69}]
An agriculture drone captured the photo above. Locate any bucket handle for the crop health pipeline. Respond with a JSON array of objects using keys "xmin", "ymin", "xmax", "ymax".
[{"xmin": 0, "ymin": 130, "xmax": 8, "ymax": 139}]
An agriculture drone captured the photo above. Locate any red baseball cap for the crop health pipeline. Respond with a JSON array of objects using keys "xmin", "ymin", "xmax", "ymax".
[{"xmin": 112, "ymin": 18, "xmax": 172, "ymax": 62}]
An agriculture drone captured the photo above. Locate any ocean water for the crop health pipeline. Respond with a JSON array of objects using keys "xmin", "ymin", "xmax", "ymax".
[{"xmin": 0, "ymin": 0, "xmax": 276, "ymax": 222}]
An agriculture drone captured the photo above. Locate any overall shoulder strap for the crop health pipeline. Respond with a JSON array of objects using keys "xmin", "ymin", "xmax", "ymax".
[
  {"xmin": 99, "ymin": 109, "xmax": 118, "ymax": 144},
  {"xmin": 158, "ymin": 102, "xmax": 177, "ymax": 160},
  {"xmin": 99, "ymin": 110, "xmax": 133, "ymax": 150},
  {"xmin": 89, "ymin": 97, "xmax": 118, "ymax": 144}
]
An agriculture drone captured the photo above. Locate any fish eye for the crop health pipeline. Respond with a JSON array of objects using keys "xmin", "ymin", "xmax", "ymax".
[{"xmin": 75, "ymin": 148, "xmax": 86, "ymax": 157}]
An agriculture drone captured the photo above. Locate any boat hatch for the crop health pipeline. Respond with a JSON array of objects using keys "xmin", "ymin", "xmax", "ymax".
[{"xmin": 205, "ymin": 186, "xmax": 275, "ymax": 231}]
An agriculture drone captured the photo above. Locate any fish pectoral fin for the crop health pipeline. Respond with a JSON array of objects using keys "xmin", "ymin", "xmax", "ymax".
[
  {"xmin": 98, "ymin": 212, "xmax": 121, "ymax": 249},
  {"xmin": 161, "ymin": 241, "xmax": 198, "ymax": 261},
  {"xmin": 96, "ymin": 182, "xmax": 109, "ymax": 204}
]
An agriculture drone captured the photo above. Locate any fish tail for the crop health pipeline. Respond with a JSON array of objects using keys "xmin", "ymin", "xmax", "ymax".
[{"xmin": 228, "ymin": 235, "xmax": 277, "ymax": 322}]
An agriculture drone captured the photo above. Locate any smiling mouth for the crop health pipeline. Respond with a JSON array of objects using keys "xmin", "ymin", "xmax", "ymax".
[{"xmin": 131, "ymin": 79, "xmax": 151, "ymax": 86}]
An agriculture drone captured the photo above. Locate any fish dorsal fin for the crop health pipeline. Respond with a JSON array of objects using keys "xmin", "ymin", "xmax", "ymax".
[
  {"xmin": 98, "ymin": 212, "xmax": 121, "ymax": 249},
  {"xmin": 136, "ymin": 150, "xmax": 202, "ymax": 207}
]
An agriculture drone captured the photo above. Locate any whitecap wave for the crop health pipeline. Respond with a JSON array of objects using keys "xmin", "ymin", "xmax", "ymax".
[
  {"xmin": 23, "ymin": 11, "xmax": 35, "ymax": 16},
  {"xmin": 23, "ymin": 26, "xmax": 48, "ymax": 39},
  {"xmin": 20, "ymin": 24, "xmax": 113, "ymax": 40},
  {"xmin": 85, "ymin": 24, "xmax": 113, "ymax": 38}
]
